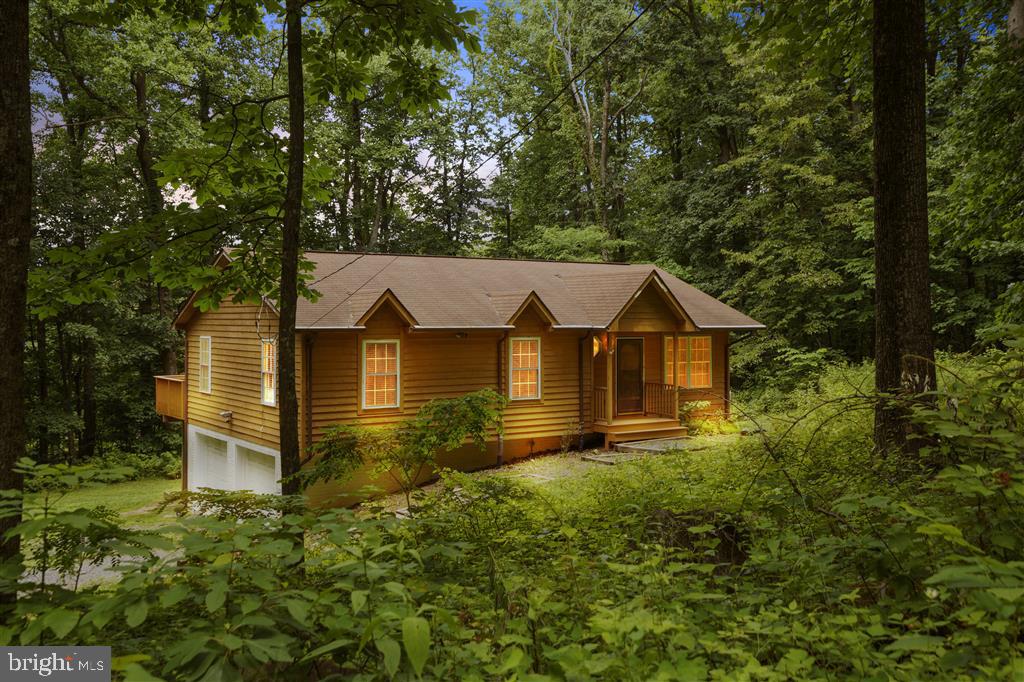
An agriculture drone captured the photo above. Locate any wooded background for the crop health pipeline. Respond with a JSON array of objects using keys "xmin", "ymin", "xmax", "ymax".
[{"xmin": 17, "ymin": 0, "xmax": 1024, "ymax": 462}]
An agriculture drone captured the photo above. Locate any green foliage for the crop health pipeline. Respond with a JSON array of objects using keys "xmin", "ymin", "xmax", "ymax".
[
  {"xmin": 12, "ymin": 0, "xmax": 1024, "ymax": 676},
  {"xmin": 159, "ymin": 488, "xmax": 301, "ymax": 520},
  {"xmin": 3, "ymin": 338, "xmax": 1024, "ymax": 678},
  {"xmin": 517, "ymin": 225, "xmax": 631, "ymax": 262},
  {"xmin": 300, "ymin": 389, "xmax": 507, "ymax": 507},
  {"xmin": 84, "ymin": 449, "xmax": 181, "ymax": 482}
]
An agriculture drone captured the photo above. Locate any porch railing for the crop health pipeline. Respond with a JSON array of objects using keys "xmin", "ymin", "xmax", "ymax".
[
  {"xmin": 593, "ymin": 386, "xmax": 608, "ymax": 422},
  {"xmin": 644, "ymin": 382, "xmax": 677, "ymax": 419}
]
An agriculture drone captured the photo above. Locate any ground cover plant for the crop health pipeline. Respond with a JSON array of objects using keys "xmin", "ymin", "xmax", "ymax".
[
  {"xmin": 0, "ymin": 330, "xmax": 1020, "ymax": 680},
  {"xmin": 2, "ymin": 0, "xmax": 1022, "ymax": 678}
]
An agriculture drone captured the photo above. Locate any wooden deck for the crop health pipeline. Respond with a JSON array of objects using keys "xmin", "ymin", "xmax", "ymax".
[{"xmin": 592, "ymin": 416, "xmax": 688, "ymax": 449}]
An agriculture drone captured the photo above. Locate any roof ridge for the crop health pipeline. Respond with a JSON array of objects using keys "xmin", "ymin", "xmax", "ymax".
[{"xmin": 303, "ymin": 249, "xmax": 641, "ymax": 267}]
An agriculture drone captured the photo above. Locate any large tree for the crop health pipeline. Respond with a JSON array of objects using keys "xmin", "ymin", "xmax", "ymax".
[
  {"xmin": 0, "ymin": 0, "xmax": 32, "ymax": 602},
  {"xmin": 872, "ymin": 0, "xmax": 936, "ymax": 453},
  {"xmin": 279, "ymin": 0, "xmax": 304, "ymax": 495}
]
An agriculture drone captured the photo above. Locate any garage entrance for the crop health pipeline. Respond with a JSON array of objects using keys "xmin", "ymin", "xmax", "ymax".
[{"xmin": 188, "ymin": 426, "xmax": 282, "ymax": 494}]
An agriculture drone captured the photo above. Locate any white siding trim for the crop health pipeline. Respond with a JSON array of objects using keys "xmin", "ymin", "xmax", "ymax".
[
  {"xmin": 508, "ymin": 336, "xmax": 542, "ymax": 400},
  {"xmin": 361, "ymin": 338, "xmax": 401, "ymax": 410},
  {"xmin": 260, "ymin": 340, "xmax": 277, "ymax": 407},
  {"xmin": 198, "ymin": 335, "xmax": 212, "ymax": 394}
]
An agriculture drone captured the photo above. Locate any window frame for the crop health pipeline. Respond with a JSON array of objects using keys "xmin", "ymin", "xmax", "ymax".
[
  {"xmin": 664, "ymin": 335, "xmax": 713, "ymax": 389},
  {"xmin": 361, "ymin": 338, "xmax": 401, "ymax": 410},
  {"xmin": 198, "ymin": 335, "xmax": 212, "ymax": 394},
  {"xmin": 508, "ymin": 336, "xmax": 542, "ymax": 401},
  {"xmin": 260, "ymin": 339, "xmax": 277, "ymax": 407},
  {"xmin": 688, "ymin": 335, "xmax": 713, "ymax": 389}
]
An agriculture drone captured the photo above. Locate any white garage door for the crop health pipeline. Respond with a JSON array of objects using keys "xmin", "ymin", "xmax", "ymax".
[
  {"xmin": 188, "ymin": 427, "xmax": 281, "ymax": 495},
  {"xmin": 195, "ymin": 433, "xmax": 230, "ymax": 490},
  {"xmin": 237, "ymin": 446, "xmax": 279, "ymax": 494}
]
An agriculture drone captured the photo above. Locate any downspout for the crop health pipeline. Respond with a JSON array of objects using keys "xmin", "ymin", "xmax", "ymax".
[
  {"xmin": 496, "ymin": 332, "xmax": 507, "ymax": 466},
  {"xmin": 303, "ymin": 333, "xmax": 315, "ymax": 454},
  {"xmin": 181, "ymin": 330, "xmax": 188, "ymax": 492}
]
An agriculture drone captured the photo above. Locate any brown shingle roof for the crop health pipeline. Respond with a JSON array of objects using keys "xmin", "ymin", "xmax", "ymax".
[{"xmin": 295, "ymin": 252, "xmax": 763, "ymax": 331}]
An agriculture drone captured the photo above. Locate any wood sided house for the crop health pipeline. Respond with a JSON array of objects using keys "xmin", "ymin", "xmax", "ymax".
[{"xmin": 154, "ymin": 251, "xmax": 763, "ymax": 503}]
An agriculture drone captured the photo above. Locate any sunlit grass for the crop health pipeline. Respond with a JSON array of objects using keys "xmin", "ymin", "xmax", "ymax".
[{"xmin": 26, "ymin": 477, "xmax": 182, "ymax": 527}]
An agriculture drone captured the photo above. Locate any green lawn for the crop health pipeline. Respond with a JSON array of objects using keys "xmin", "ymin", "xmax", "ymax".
[
  {"xmin": 27, "ymin": 477, "xmax": 182, "ymax": 527},
  {"xmin": 374, "ymin": 434, "xmax": 741, "ymax": 512}
]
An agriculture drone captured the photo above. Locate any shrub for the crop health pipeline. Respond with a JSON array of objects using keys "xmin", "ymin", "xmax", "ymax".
[
  {"xmin": 297, "ymin": 388, "xmax": 507, "ymax": 508},
  {"xmin": 87, "ymin": 448, "xmax": 180, "ymax": 481},
  {"xmin": 1, "ymin": 333, "xmax": 1022, "ymax": 679}
]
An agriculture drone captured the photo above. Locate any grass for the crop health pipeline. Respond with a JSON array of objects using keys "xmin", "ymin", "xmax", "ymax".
[
  {"xmin": 27, "ymin": 477, "xmax": 182, "ymax": 527},
  {"xmin": 373, "ymin": 434, "xmax": 743, "ymax": 512}
]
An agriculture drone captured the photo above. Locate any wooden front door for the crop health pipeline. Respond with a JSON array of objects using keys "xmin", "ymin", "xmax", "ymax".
[{"xmin": 616, "ymin": 337, "xmax": 644, "ymax": 414}]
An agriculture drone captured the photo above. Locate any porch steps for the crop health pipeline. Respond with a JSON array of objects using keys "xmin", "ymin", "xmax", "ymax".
[{"xmin": 592, "ymin": 417, "xmax": 688, "ymax": 449}]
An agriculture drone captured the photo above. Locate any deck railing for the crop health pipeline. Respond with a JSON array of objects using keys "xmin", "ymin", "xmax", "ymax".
[
  {"xmin": 154, "ymin": 374, "xmax": 186, "ymax": 421},
  {"xmin": 644, "ymin": 382, "xmax": 677, "ymax": 419},
  {"xmin": 593, "ymin": 386, "xmax": 608, "ymax": 422}
]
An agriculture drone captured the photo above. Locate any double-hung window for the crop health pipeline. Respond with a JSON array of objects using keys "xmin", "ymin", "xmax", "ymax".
[
  {"xmin": 199, "ymin": 336, "xmax": 212, "ymax": 393},
  {"xmin": 509, "ymin": 337, "xmax": 541, "ymax": 400},
  {"xmin": 261, "ymin": 340, "xmax": 277, "ymax": 406},
  {"xmin": 362, "ymin": 339, "xmax": 400, "ymax": 409},
  {"xmin": 664, "ymin": 336, "xmax": 712, "ymax": 389}
]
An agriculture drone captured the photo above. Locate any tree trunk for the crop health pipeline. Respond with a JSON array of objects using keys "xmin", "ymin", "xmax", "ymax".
[
  {"xmin": 36, "ymin": 318, "xmax": 49, "ymax": 463},
  {"xmin": 197, "ymin": 72, "xmax": 212, "ymax": 124},
  {"xmin": 0, "ymin": 0, "xmax": 31, "ymax": 606},
  {"xmin": 872, "ymin": 0, "xmax": 936, "ymax": 454},
  {"xmin": 79, "ymin": 334, "xmax": 97, "ymax": 460},
  {"xmin": 1010, "ymin": 0, "xmax": 1024, "ymax": 45},
  {"xmin": 350, "ymin": 101, "xmax": 364, "ymax": 249},
  {"xmin": 599, "ymin": 66, "xmax": 611, "ymax": 233},
  {"xmin": 132, "ymin": 69, "xmax": 178, "ymax": 375},
  {"xmin": 716, "ymin": 125, "xmax": 738, "ymax": 164},
  {"xmin": 279, "ymin": 0, "xmax": 304, "ymax": 496},
  {"xmin": 132, "ymin": 70, "xmax": 163, "ymax": 218}
]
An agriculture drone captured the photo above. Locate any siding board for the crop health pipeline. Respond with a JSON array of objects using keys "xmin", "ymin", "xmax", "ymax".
[
  {"xmin": 184, "ymin": 302, "xmax": 303, "ymax": 451},
  {"xmin": 181, "ymin": 291, "xmax": 731, "ymax": 506}
]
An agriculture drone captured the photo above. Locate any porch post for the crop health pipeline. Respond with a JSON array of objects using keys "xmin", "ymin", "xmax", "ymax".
[
  {"xmin": 605, "ymin": 332, "xmax": 615, "ymax": 421},
  {"xmin": 672, "ymin": 331, "xmax": 680, "ymax": 420}
]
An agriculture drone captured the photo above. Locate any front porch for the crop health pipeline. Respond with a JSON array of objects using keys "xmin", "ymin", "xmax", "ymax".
[{"xmin": 591, "ymin": 331, "xmax": 689, "ymax": 449}]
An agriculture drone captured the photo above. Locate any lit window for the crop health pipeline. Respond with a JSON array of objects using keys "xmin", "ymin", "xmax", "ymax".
[
  {"xmin": 363, "ymin": 340, "xmax": 399, "ymax": 409},
  {"xmin": 199, "ymin": 336, "xmax": 212, "ymax": 393},
  {"xmin": 665, "ymin": 336, "xmax": 712, "ymax": 389},
  {"xmin": 510, "ymin": 337, "xmax": 540, "ymax": 400},
  {"xmin": 261, "ymin": 340, "xmax": 277, "ymax": 406},
  {"xmin": 665, "ymin": 337, "xmax": 678, "ymax": 386},
  {"xmin": 689, "ymin": 336, "xmax": 712, "ymax": 388}
]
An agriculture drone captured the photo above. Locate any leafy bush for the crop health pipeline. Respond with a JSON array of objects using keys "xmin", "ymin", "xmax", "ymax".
[
  {"xmin": 95, "ymin": 448, "xmax": 181, "ymax": 481},
  {"xmin": 1, "ymin": 333, "xmax": 1022, "ymax": 679},
  {"xmin": 298, "ymin": 388, "xmax": 507, "ymax": 508}
]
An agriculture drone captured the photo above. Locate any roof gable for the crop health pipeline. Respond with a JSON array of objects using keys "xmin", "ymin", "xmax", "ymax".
[
  {"xmin": 177, "ymin": 251, "xmax": 764, "ymax": 332},
  {"xmin": 355, "ymin": 289, "xmax": 419, "ymax": 328},
  {"xmin": 607, "ymin": 271, "xmax": 693, "ymax": 330},
  {"xmin": 504, "ymin": 291, "xmax": 559, "ymax": 327}
]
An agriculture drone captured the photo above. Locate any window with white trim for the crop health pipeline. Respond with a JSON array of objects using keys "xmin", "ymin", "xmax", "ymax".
[
  {"xmin": 362, "ymin": 339, "xmax": 400, "ymax": 409},
  {"xmin": 665, "ymin": 335, "xmax": 712, "ymax": 389},
  {"xmin": 509, "ymin": 337, "xmax": 541, "ymax": 400},
  {"xmin": 261, "ymin": 340, "xmax": 277, "ymax": 406},
  {"xmin": 199, "ymin": 336, "xmax": 212, "ymax": 393}
]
